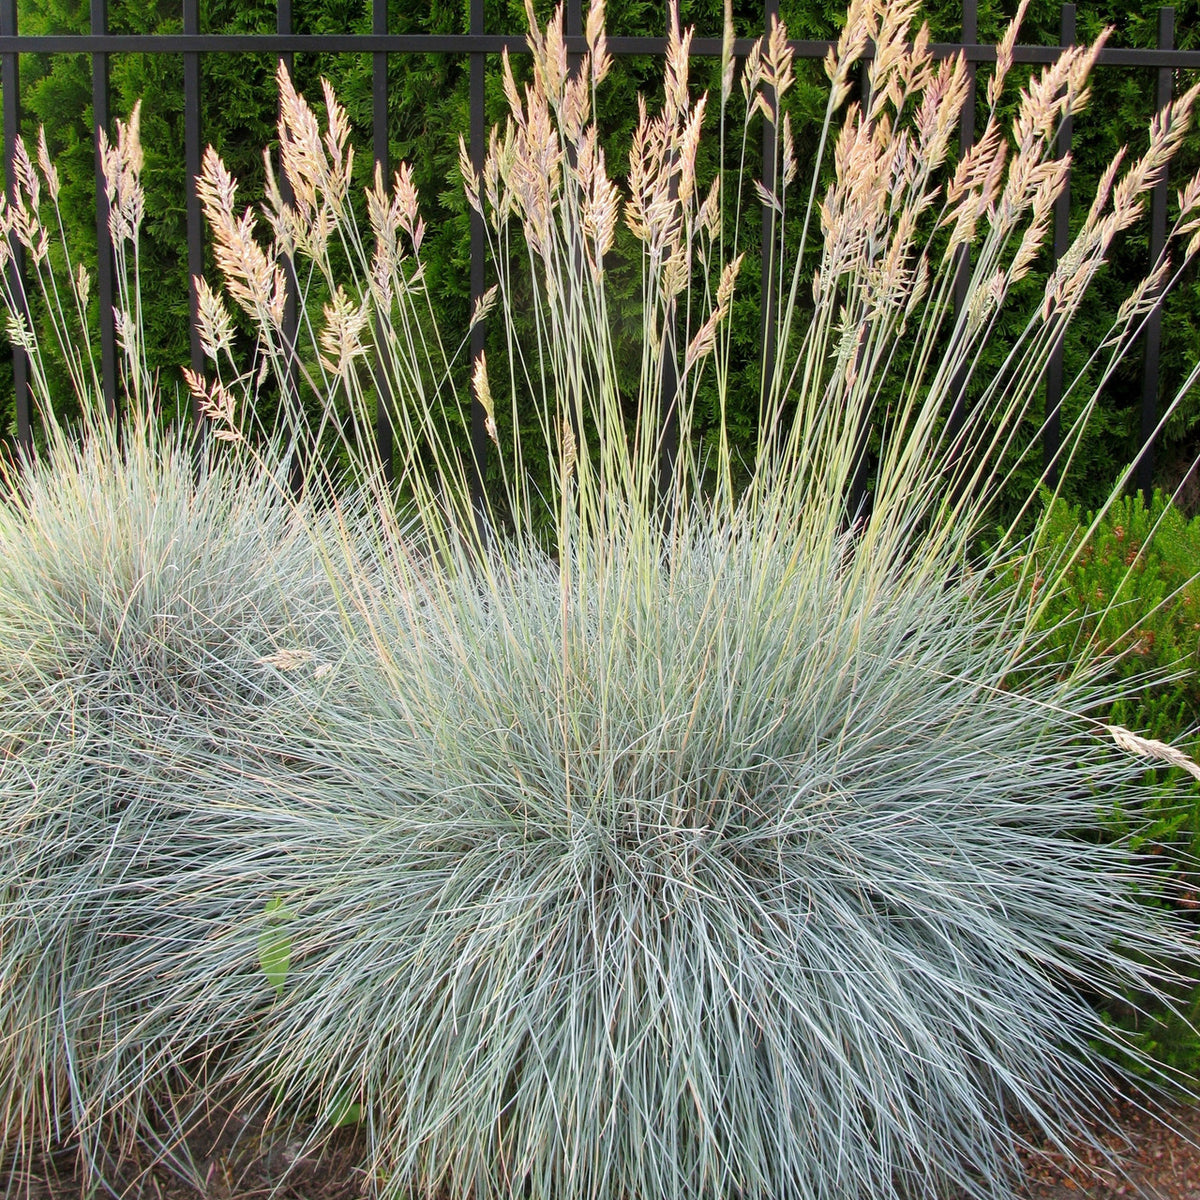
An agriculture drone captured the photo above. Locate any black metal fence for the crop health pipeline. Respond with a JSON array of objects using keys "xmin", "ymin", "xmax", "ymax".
[{"xmin": 0, "ymin": 0, "xmax": 1197, "ymax": 494}]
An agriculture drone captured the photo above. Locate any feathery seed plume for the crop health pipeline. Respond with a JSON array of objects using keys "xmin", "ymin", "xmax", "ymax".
[
  {"xmin": 586, "ymin": 0, "xmax": 610, "ymax": 85},
  {"xmin": 1108, "ymin": 725, "xmax": 1200, "ymax": 781},
  {"xmin": 472, "ymin": 349, "xmax": 498, "ymax": 443},
  {"xmin": 319, "ymin": 286, "xmax": 371, "ymax": 378},
  {"xmin": 256, "ymin": 649, "xmax": 313, "ymax": 670},
  {"xmin": 782, "ymin": 113, "xmax": 797, "ymax": 188},
  {"xmin": 182, "ymin": 366, "xmax": 242, "ymax": 441},
  {"xmin": 470, "ymin": 284, "xmax": 499, "ymax": 331},
  {"xmin": 35, "ymin": 128, "xmax": 59, "ymax": 203},
  {"xmin": 194, "ymin": 275, "xmax": 236, "ymax": 361},
  {"xmin": 721, "ymin": 0, "xmax": 736, "ymax": 105},
  {"xmin": 989, "ymin": 0, "xmax": 1030, "ymax": 108}
]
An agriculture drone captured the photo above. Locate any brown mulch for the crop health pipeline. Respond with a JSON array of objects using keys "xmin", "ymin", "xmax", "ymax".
[
  {"xmin": 1012, "ymin": 1097, "xmax": 1200, "ymax": 1199},
  {"xmin": 8, "ymin": 1108, "xmax": 368, "ymax": 1200},
  {"xmin": 9, "ymin": 1100, "xmax": 1200, "ymax": 1200}
]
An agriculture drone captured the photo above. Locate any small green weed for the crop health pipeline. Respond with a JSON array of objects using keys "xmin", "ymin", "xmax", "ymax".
[{"xmin": 258, "ymin": 897, "xmax": 294, "ymax": 1000}]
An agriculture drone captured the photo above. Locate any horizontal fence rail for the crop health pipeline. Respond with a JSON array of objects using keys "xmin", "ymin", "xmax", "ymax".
[
  {"xmin": 0, "ymin": 0, "xmax": 1193, "ymax": 501},
  {"xmin": 0, "ymin": 32, "xmax": 1198, "ymax": 65}
]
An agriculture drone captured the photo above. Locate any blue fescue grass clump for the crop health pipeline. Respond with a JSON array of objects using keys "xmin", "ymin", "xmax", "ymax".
[
  {"xmin": 147, "ymin": 502, "xmax": 1194, "ymax": 1200},
  {"xmin": 0, "ymin": 415, "xmax": 345, "ymax": 1176},
  {"xmin": 2, "ymin": 0, "xmax": 1200, "ymax": 1196}
]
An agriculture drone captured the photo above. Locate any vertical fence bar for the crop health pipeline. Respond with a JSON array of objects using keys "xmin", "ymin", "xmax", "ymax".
[
  {"xmin": 0, "ymin": 0, "xmax": 29, "ymax": 452},
  {"xmin": 565, "ymin": 0, "xmax": 586, "ymax": 298},
  {"xmin": 758, "ymin": 0, "xmax": 778, "ymax": 419},
  {"xmin": 1043, "ymin": 2, "xmax": 1075, "ymax": 482},
  {"xmin": 845, "ymin": 60, "xmax": 872, "ymax": 517},
  {"xmin": 91, "ymin": 0, "xmax": 117, "ymax": 424},
  {"xmin": 1135, "ymin": 6, "xmax": 1174, "ymax": 499},
  {"xmin": 658, "ymin": 0, "xmax": 679, "ymax": 501},
  {"xmin": 565, "ymin": 0, "xmax": 583, "ymax": 71},
  {"xmin": 469, "ymin": 0, "xmax": 487, "ymax": 520},
  {"xmin": 276, "ymin": 0, "xmax": 294, "ymax": 210},
  {"xmin": 277, "ymin": 0, "xmax": 303, "ymax": 490},
  {"xmin": 372, "ymin": 0, "xmax": 393, "ymax": 478},
  {"xmin": 183, "ymin": 0, "xmax": 204, "ymax": 426},
  {"xmin": 946, "ymin": 0, "xmax": 978, "ymax": 455}
]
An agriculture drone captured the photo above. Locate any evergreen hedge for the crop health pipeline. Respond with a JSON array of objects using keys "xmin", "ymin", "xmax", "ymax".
[{"xmin": 4, "ymin": 0, "xmax": 1199, "ymax": 506}]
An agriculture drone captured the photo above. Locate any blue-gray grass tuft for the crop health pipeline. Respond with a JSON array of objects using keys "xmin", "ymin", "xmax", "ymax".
[
  {"xmin": 153, "ymin": 509, "xmax": 1196, "ymax": 1200},
  {"xmin": 0, "ymin": 418, "xmax": 344, "ymax": 1179}
]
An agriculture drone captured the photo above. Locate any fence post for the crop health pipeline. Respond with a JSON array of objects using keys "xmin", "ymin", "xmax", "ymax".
[
  {"xmin": 845, "ymin": 59, "xmax": 872, "ymax": 517},
  {"xmin": 91, "ymin": 0, "xmax": 117, "ymax": 425},
  {"xmin": 1043, "ymin": 2, "xmax": 1075, "ymax": 483},
  {"xmin": 1135, "ymin": 6, "xmax": 1174, "ymax": 500},
  {"xmin": 759, "ymin": 0, "xmax": 778, "ymax": 422},
  {"xmin": 372, "ymin": 0, "xmax": 393, "ymax": 479},
  {"xmin": 469, "ymin": 0, "xmax": 487, "ymax": 521},
  {"xmin": 276, "ymin": 0, "xmax": 304, "ymax": 491},
  {"xmin": 183, "ymin": 0, "xmax": 204, "ymax": 426},
  {"xmin": 0, "ymin": 0, "xmax": 29, "ymax": 452},
  {"xmin": 946, "ymin": 0, "xmax": 978, "ymax": 457}
]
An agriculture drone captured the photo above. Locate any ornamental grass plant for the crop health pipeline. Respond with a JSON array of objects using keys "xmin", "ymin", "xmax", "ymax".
[
  {"xmin": 3, "ymin": 0, "xmax": 1200, "ymax": 1198},
  {"xmin": 0, "ymin": 411, "xmax": 350, "ymax": 1182},
  {"xmin": 0, "ymin": 113, "xmax": 348, "ymax": 1175}
]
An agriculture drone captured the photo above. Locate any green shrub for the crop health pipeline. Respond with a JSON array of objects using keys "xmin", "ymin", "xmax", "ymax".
[
  {"xmin": 1021, "ymin": 490, "xmax": 1200, "ymax": 870},
  {"xmin": 1028, "ymin": 490, "xmax": 1200, "ymax": 743},
  {"xmin": 7, "ymin": 0, "xmax": 1199, "ymax": 504},
  {"xmin": 1018, "ymin": 490, "xmax": 1200, "ymax": 1074}
]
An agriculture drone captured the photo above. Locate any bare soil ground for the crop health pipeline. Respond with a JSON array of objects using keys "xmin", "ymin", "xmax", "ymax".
[
  {"xmin": 10, "ymin": 1099, "xmax": 1200, "ymax": 1200},
  {"xmin": 1012, "ymin": 1098, "xmax": 1200, "ymax": 1198}
]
